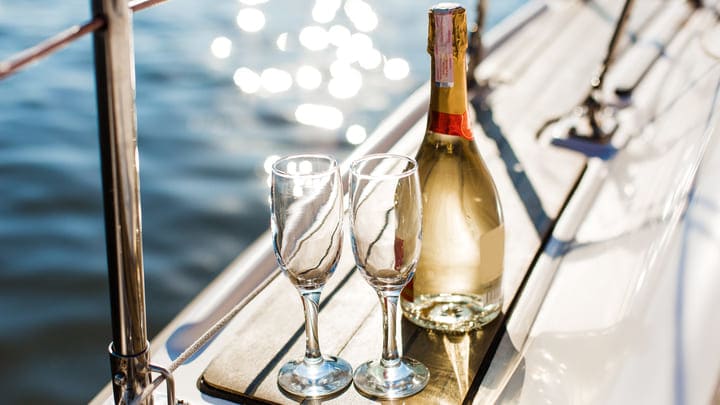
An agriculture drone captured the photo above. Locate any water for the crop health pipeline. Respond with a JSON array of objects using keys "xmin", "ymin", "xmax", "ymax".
[{"xmin": 0, "ymin": 0, "xmax": 524, "ymax": 403}]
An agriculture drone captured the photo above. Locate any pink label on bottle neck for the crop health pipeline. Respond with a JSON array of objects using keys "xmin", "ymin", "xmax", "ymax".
[{"xmin": 434, "ymin": 13, "xmax": 453, "ymax": 87}]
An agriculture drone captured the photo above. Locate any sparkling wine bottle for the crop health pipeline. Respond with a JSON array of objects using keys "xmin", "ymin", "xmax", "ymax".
[{"xmin": 400, "ymin": 3, "xmax": 504, "ymax": 332}]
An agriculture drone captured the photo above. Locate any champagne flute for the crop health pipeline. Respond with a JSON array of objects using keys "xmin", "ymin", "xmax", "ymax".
[
  {"xmin": 270, "ymin": 154, "xmax": 352, "ymax": 398},
  {"xmin": 348, "ymin": 153, "xmax": 430, "ymax": 399}
]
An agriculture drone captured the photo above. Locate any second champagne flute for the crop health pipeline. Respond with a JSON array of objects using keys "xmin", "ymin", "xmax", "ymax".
[
  {"xmin": 270, "ymin": 154, "xmax": 352, "ymax": 398},
  {"xmin": 349, "ymin": 153, "xmax": 430, "ymax": 399}
]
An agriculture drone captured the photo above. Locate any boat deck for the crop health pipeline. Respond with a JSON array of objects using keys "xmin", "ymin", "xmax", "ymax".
[{"xmin": 93, "ymin": 0, "xmax": 720, "ymax": 403}]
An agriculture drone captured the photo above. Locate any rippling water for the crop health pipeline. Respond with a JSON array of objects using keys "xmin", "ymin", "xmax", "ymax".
[{"xmin": 0, "ymin": 0, "xmax": 524, "ymax": 403}]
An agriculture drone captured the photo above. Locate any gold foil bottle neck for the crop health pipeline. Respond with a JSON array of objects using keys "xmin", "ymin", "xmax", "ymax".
[{"xmin": 427, "ymin": 3, "xmax": 468, "ymax": 55}]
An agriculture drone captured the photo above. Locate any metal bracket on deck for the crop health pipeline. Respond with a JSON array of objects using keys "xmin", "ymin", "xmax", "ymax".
[
  {"xmin": 109, "ymin": 342, "xmax": 179, "ymax": 405},
  {"xmin": 537, "ymin": 0, "xmax": 636, "ymax": 158},
  {"xmin": 109, "ymin": 343, "xmax": 152, "ymax": 404}
]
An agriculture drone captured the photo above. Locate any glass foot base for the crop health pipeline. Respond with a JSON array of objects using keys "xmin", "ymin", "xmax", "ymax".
[
  {"xmin": 353, "ymin": 357, "xmax": 429, "ymax": 399},
  {"xmin": 277, "ymin": 355, "xmax": 352, "ymax": 398}
]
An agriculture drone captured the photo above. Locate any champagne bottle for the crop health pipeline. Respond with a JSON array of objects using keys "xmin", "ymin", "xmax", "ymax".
[{"xmin": 400, "ymin": 3, "xmax": 504, "ymax": 332}]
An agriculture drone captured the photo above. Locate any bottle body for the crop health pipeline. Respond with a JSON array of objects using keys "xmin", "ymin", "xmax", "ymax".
[{"xmin": 400, "ymin": 4, "xmax": 504, "ymax": 332}]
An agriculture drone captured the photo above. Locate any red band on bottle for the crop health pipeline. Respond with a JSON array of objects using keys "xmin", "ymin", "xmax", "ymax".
[{"xmin": 429, "ymin": 111, "xmax": 473, "ymax": 140}]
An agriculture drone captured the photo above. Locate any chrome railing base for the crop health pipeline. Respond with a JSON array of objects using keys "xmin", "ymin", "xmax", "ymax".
[{"xmin": 109, "ymin": 343, "xmax": 152, "ymax": 404}]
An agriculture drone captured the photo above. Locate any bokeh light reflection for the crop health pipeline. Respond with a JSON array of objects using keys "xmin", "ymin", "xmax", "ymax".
[
  {"xmin": 299, "ymin": 26, "xmax": 330, "ymax": 51},
  {"xmin": 236, "ymin": 8, "xmax": 266, "ymax": 32},
  {"xmin": 358, "ymin": 48, "xmax": 381, "ymax": 70},
  {"xmin": 328, "ymin": 25, "xmax": 351, "ymax": 47},
  {"xmin": 276, "ymin": 33, "xmax": 288, "ymax": 51},
  {"xmin": 261, "ymin": 68, "xmax": 293, "ymax": 93},
  {"xmin": 264, "ymin": 155, "xmax": 281, "ymax": 173},
  {"xmin": 346, "ymin": 125, "xmax": 367, "ymax": 145},
  {"xmin": 210, "ymin": 36, "xmax": 232, "ymax": 59},
  {"xmin": 328, "ymin": 61, "xmax": 362, "ymax": 99},
  {"xmin": 296, "ymin": 66, "xmax": 323, "ymax": 90},
  {"xmin": 295, "ymin": 104, "xmax": 344, "ymax": 130},
  {"xmin": 312, "ymin": 0, "xmax": 342, "ymax": 23},
  {"xmin": 233, "ymin": 67, "xmax": 261, "ymax": 93},
  {"xmin": 344, "ymin": 0, "xmax": 378, "ymax": 32},
  {"xmin": 383, "ymin": 57, "xmax": 410, "ymax": 80},
  {"xmin": 238, "ymin": 0, "xmax": 268, "ymax": 5},
  {"xmin": 336, "ymin": 33, "xmax": 373, "ymax": 63}
]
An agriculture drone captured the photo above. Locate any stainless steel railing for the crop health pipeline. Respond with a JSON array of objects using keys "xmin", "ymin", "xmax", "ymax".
[
  {"xmin": 91, "ymin": 0, "xmax": 151, "ymax": 402},
  {"xmin": 1, "ymin": 0, "xmax": 168, "ymax": 403}
]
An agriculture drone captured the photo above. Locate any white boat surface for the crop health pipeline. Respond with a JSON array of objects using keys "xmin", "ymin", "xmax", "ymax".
[{"xmin": 76, "ymin": 0, "xmax": 720, "ymax": 403}]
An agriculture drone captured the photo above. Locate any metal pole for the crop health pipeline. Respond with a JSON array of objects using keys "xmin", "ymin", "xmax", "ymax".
[
  {"xmin": 590, "ymin": 0, "xmax": 636, "ymax": 91},
  {"xmin": 90, "ymin": 0, "xmax": 151, "ymax": 402},
  {"xmin": 467, "ymin": 0, "xmax": 486, "ymax": 89}
]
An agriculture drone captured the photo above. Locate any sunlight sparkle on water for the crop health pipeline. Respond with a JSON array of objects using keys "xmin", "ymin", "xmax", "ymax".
[
  {"xmin": 264, "ymin": 155, "xmax": 281, "ymax": 174},
  {"xmin": 328, "ymin": 25, "xmax": 351, "ymax": 47},
  {"xmin": 210, "ymin": 36, "xmax": 232, "ymax": 59},
  {"xmin": 234, "ymin": 67, "xmax": 261, "ymax": 93},
  {"xmin": 299, "ymin": 26, "xmax": 329, "ymax": 51},
  {"xmin": 383, "ymin": 58, "xmax": 409, "ymax": 80},
  {"xmin": 336, "ymin": 33, "xmax": 373, "ymax": 63},
  {"xmin": 358, "ymin": 48, "xmax": 381, "ymax": 70},
  {"xmin": 296, "ymin": 66, "xmax": 323, "ymax": 90},
  {"xmin": 346, "ymin": 125, "xmax": 367, "ymax": 145},
  {"xmin": 295, "ymin": 104, "xmax": 343, "ymax": 130},
  {"xmin": 313, "ymin": 0, "xmax": 341, "ymax": 23},
  {"xmin": 344, "ymin": 0, "xmax": 378, "ymax": 32},
  {"xmin": 276, "ymin": 33, "xmax": 288, "ymax": 51},
  {"xmin": 236, "ymin": 8, "xmax": 265, "ymax": 32},
  {"xmin": 328, "ymin": 61, "xmax": 362, "ymax": 99},
  {"xmin": 261, "ymin": 68, "xmax": 292, "ymax": 93}
]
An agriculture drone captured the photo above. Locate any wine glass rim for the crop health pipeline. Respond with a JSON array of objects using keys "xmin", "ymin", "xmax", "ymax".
[
  {"xmin": 272, "ymin": 153, "xmax": 339, "ymax": 178},
  {"xmin": 350, "ymin": 153, "xmax": 418, "ymax": 180}
]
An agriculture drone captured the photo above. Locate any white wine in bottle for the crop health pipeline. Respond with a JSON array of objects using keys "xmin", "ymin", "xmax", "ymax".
[{"xmin": 400, "ymin": 3, "xmax": 504, "ymax": 332}]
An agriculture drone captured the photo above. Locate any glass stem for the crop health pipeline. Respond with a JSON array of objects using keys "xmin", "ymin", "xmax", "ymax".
[
  {"xmin": 300, "ymin": 289, "xmax": 323, "ymax": 365},
  {"xmin": 379, "ymin": 292, "xmax": 401, "ymax": 367}
]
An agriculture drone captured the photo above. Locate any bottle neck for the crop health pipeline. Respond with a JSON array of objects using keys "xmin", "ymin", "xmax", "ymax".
[{"xmin": 428, "ymin": 51, "xmax": 472, "ymax": 140}]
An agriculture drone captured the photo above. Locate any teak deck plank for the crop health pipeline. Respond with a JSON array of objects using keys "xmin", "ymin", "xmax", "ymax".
[{"xmin": 198, "ymin": 0, "xmax": 670, "ymax": 403}]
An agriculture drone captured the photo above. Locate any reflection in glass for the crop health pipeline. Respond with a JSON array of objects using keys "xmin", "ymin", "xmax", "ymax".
[
  {"xmin": 349, "ymin": 154, "xmax": 429, "ymax": 399},
  {"xmin": 236, "ymin": 8, "xmax": 266, "ymax": 32},
  {"xmin": 271, "ymin": 155, "xmax": 352, "ymax": 398},
  {"xmin": 264, "ymin": 155, "xmax": 281, "ymax": 174},
  {"xmin": 443, "ymin": 334, "xmax": 471, "ymax": 396}
]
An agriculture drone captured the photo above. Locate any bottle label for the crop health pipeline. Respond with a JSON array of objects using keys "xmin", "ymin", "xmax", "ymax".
[
  {"xmin": 434, "ymin": 13, "xmax": 453, "ymax": 87},
  {"xmin": 429, "ymin": 111, "xmax": 474, "ymax": 140}
]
